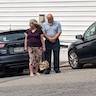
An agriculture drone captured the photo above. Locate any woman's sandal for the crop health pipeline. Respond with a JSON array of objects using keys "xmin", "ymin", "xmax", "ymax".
[
  {"xmin": 36, "ymin": 72, "xmax": 40, "ymax": 76},
  {"xmin": 30, "ymin": 73, "xmax": 35, "ymax": 77}
]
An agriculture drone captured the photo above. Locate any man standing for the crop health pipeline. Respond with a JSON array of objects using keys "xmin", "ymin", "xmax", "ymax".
[{"xmin": 42, "ymin": 14, "xmax": 62, "ymax": 74}]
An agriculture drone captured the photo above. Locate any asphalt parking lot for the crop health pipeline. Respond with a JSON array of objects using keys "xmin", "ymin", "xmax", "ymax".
[
  {"xmin": 0, "ymin": 48, "xmax": 96, "ymax": 96},
  {"xmin": 0, "ymin": 66, "xmax": 96, "ymax": 96}
]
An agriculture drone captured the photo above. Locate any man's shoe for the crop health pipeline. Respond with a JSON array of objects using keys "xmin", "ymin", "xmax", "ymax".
[
  {"xmin": 44, "ymin": 69, "xmax": 50, "ymax": 74},
  {"xmin": 55, "ymin": 70, "xmax": 61, "ymax": 73}
]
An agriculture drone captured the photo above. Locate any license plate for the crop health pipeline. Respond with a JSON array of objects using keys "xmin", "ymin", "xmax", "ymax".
[{"xmin": 14, "ymin": 47, "xmax": 24, "ymax": 53}]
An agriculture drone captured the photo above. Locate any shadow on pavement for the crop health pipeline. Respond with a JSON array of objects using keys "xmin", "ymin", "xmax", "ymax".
[
  {"xmin": 83, "ymin": 64, "xmax": 96, "ymax": 69},
  {"xmin": 1, "ymin": 64, "xmax": 96, "ymax": 78},
  {"xmin": 0, "ymin": 69, "xmax": 29, "ymax": 78}
]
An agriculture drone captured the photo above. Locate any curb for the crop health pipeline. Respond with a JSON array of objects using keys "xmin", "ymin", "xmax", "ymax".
[
  {"xmin": 60, "ymin": 61, "xmax": 70, "ymax": 68},
  {"xmin": 51, "ymin": 61, "xmax": 70, "ymax": 68}
]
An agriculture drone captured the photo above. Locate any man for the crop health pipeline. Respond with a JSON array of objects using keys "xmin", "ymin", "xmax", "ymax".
[{"xmin": 42, "ymin": 14, "xmax": 62, "ymax": 74}]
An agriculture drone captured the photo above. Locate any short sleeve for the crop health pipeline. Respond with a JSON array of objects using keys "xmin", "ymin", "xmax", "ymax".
[
  {"xmin": 39, "ymin": 29, "xmax": 43, "ymax": 35},
  {"xmin": 42, "ymin": 23, "xmax": 46, "ymax": 33},
  {"xmin": 25, "ymin": 29, "xmax": 29, "ymax": 34},
  {"xmin": 57, "ymin": 22, "xmax": 62, "ymax": 33}
]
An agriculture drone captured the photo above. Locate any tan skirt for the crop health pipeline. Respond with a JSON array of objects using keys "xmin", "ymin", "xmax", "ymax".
[{"xmin": 28, "ymin": 47, "xmax": 42, "ymax": 66}]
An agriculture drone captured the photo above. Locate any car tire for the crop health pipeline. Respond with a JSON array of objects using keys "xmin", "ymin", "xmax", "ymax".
[
  {"xmin": 0, "ymin": 71, "xmax": 6, "ymax": 77},
  {"xmin": 0, "ymin": 67, "xmax": 7, "ymax": 77},
  {"xmin": 17, "ymin": 68, "xmax": 24, "ymax": 74},
  {"xmin": 68, "ymin": 50, "xmax": 83, "ymax": 69}
]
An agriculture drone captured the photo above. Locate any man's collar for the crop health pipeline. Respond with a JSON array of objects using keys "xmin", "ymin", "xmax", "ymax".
[{"xmin": 47, "ymin": 21, "xmax": 55, "ymax": 26}]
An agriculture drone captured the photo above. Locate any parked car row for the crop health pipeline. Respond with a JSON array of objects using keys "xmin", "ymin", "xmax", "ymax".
[{"xmin": 0, "ymin": 22, "xmax": 96, "ymax": 76}]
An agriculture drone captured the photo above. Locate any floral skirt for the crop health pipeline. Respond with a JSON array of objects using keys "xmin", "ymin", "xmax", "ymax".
[{"xmin": 28, "ymin": 47, "xmax": 42, "ymax": 66}]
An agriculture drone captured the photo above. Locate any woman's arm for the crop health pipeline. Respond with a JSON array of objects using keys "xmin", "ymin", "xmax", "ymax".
[
  {"xmin": 24, "ymin": 33, "xmax": 28, "ymax": 51},
  {"xmin": 41, "ymin": 34, "xmax": 46, "ymax": 52}
]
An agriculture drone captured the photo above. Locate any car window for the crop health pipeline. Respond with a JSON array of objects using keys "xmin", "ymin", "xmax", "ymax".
[
  {"xmin": 0, "ymin": 32, "xmax": 24, "ymax": 42},
  {"xmin": 84, "ymin": 23, "xmax": 96, "ymax": 41}
]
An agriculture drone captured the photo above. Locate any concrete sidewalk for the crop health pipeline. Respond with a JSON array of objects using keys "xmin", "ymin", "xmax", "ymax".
[{"xmin": 51, "ymin": 47, "xmax": 69, "ymax": 67}]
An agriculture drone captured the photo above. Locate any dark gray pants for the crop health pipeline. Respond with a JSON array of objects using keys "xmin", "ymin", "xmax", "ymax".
[{"xmin": 45, "ymin": 39, "xmax": 60, "ymax": 71}]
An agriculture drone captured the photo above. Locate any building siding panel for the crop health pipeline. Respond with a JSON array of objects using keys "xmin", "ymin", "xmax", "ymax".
[{"xmin": 0, "ymin": 0, "xmax": 96, "ymax": 45}]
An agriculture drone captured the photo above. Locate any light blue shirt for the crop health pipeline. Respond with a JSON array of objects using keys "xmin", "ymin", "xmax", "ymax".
[{"xmin": 42, "ymin": 21, "xmax": 62, "ymax": 37}]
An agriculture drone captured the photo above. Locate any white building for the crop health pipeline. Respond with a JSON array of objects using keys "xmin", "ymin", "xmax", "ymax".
[{"xmin": 0, "ymin": 0, "xmax": 96, "ymax": 45}]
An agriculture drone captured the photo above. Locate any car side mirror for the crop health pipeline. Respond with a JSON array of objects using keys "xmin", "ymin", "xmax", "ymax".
[{"xmin": 76, "ymin": 35, "xmax": 83, "ymax": 40}]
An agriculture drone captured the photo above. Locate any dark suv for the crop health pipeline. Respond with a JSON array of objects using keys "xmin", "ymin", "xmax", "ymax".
[
  {"xmin": 0, "ymin": 30, "xmax": 29, "ymax": 75},
  {"xmin": 68, "ymin": 22, "xmax": 96, "ymax": 69}
]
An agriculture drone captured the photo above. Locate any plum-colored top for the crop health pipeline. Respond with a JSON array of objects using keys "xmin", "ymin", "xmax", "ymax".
[{"xmin": 25, "ymin": 29, "xmax": 43, "ymax": 47}]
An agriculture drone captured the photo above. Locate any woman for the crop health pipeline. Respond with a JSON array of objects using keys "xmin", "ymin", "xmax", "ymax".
[{"xmin": 24, "ymin": 19, "xmax": 45, "ymax": 77}]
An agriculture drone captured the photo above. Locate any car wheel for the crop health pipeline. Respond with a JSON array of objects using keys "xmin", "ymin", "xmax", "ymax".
[
  {"xmin": 17, "ymin": 68, "xmax": 24, "ymax": 74},
  {"xmin": 0, "ymin": 71, "xmax": 6, "ymax": 77},
  {"xmin": 0, "ymin": 67, "xmax": 7, "ymax": 77},
  {"xmin": 68, "ymin": 50, "xmax": 83, "ymax": 69}
]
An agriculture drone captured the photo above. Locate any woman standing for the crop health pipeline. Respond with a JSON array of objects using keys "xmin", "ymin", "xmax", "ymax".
[{"xmin": 24, "ymin": 19, "xmax": 45, "ymax": 77}]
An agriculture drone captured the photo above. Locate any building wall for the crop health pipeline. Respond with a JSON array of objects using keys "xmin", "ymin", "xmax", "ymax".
[{"xmin": 0, "ymin": 0, "xmax": 96, "ymax": 45}]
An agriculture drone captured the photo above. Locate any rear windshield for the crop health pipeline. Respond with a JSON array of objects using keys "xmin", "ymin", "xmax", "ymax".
[{"xmin": 0, "ymin": 32, "xmax": 24, "ymax": 42}]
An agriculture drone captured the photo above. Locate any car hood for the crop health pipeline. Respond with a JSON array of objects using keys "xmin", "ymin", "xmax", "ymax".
[
  {"xmin": 72, "ymin": 40, "xmax": 84, "ymax": 45},
  {"xmin": 68, "ymin": 39, "xmax": 84, "ymax": 50}
]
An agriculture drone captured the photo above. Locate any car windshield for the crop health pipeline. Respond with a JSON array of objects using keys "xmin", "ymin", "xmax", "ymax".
[{"xmin": 0, "ymin": 32, "xmax": 24, "ymax": 42}]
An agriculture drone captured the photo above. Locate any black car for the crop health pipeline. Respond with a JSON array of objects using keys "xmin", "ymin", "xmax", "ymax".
[
  {"xmin": 0, "ymin": 30, "xmax": 29, "ymax": 75},
  {"xmin": 68, "ymin": 21, "xmax": 96, "ymax": 69}
]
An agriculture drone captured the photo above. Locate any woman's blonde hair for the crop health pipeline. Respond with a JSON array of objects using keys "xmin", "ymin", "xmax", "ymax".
[
  {"xmin": 29, "ymin": 19, "xmax": 42, "ymax": 29},
  {"xmin": 29, "ymin": 19, "xmax": 38, "ymax": 25}
]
